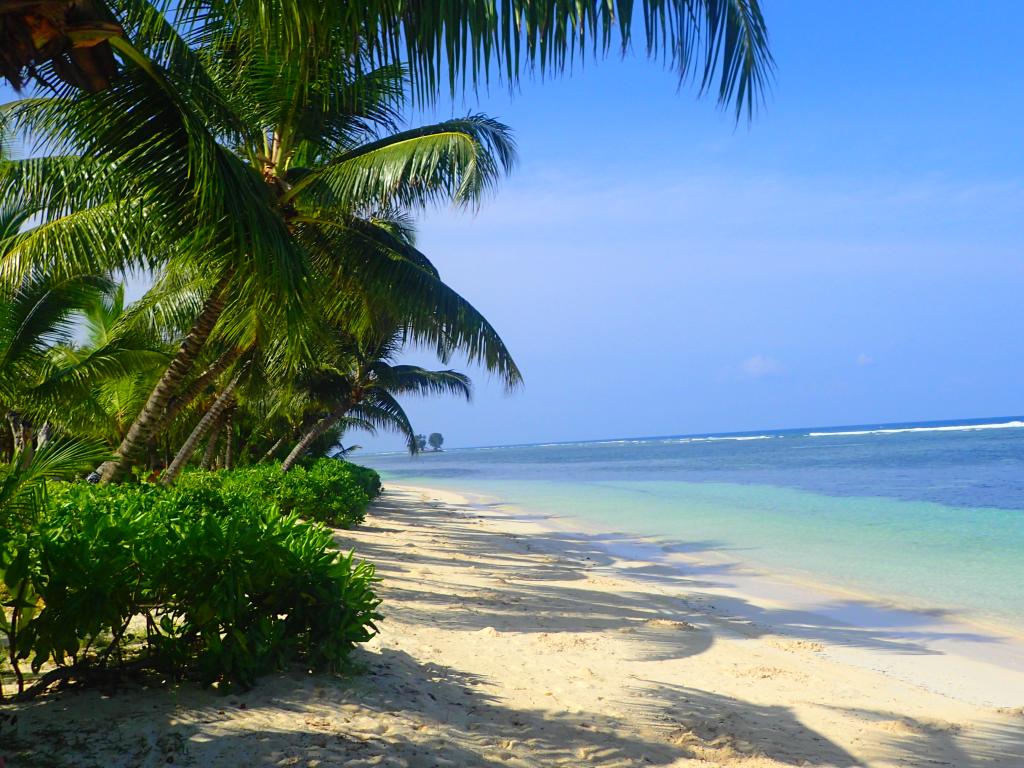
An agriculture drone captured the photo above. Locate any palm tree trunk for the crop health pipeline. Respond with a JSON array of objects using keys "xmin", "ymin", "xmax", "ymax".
[
  {"xmin": 199, "ymin": 411, "xmax": 226, "ymax": 470},
  {"xmin": 98, "ymin": 273, "xmax": 231, "ymax": 483},
  {"xmin": 0, "ymin": 422, "xmax": 13, "ymax": 463},
  {"xmin": 8, "ymin": 413, "xmax": 33, "ymax": 468},
  {"xmin": 156, "ymin": 346, "xmax": 241, "ymax": 434},
  {"xmin": 259, "ymin": 434, "xmax": 286, "ymax": 464},
  {"xmin": 233, "ymin": 428, "xmax": 252, "ymax": 466},
  {"xmin": 223, "ymin": 410, "xmax": 234, "ymax": 470},
  {"xmin": 161, "ymin": 371, "xmax": 241, "ymax": 486},
  {"xmin": 281, "ymin": 403, "xmax": 349, "ymax": 472}
]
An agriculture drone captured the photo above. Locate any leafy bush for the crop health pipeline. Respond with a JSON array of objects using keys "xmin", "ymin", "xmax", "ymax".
[
  {"xmin": 0, "ymin": 478, "xmax": 381, "ymax": 693},
  {"xmin": 179, "ymin": 459, "xmax": 382, "ymax": 528}
]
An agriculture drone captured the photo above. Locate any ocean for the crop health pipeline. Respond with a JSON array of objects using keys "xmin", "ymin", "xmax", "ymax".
[{"xmin": 360, "ymin": 416, "xmax": 1024, "ymax": 630}]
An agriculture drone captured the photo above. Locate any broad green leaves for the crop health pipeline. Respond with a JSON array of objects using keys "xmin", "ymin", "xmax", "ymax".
[{"xmin": 0, "ymin": 459, "xmax": 383, "ymax": 694}]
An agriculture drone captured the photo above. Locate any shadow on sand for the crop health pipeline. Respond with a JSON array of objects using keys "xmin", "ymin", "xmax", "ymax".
[
  {"xmin": 347, "ymin": 494, "xmax": 1002, "ymax": 661},
  {"xmin": 3, "ymin": 490, "xmax": 1020, "ymax": 767},
  {"xmin": 1, "ymin": 650, "xmax": 862, "ymax": 767}
]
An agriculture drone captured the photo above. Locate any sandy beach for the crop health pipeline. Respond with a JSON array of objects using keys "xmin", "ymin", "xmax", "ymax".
[{"xmin": 4, "ymin": 484, "xmax": 1024, "ymax": 767}]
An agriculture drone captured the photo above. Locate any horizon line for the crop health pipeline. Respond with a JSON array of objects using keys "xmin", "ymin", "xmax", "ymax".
[{"xmin": 361, "ymin": 413, "xmax": 1024, "ymax": 456}]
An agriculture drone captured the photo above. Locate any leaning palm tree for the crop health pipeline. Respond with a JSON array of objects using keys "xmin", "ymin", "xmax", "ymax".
[
  {"xmin": 160, "ymin": 360, "xmax": 246, "ymax": 483},
  {"xmin": 1, "ymin": 26, "xmax": 519, "ymax": 482},
  {"xmin": 281, "ymin": 327, "xmax": 472, "ymax": 471},
  {"xmin": 2, "ymin": 0, "xmax": 770, "ymax": 480}
]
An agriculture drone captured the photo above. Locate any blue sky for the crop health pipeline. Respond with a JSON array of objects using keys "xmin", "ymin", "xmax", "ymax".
[
  {"xmin": 366, "ymin": 1, "xmax": 1024, "ymax": 450},
  {"xmin": 4, "ymin": 2, "xmax": 1023, "ymax": 451}
]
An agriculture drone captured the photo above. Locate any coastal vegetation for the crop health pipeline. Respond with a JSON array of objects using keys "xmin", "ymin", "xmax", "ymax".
[
  {"xmin": 1, "ymin": 459, "xmax": 382, "ymax": 697},
  {"xmin": 0, "ymin": 0, "xmax": 772, "ymax": 699}
]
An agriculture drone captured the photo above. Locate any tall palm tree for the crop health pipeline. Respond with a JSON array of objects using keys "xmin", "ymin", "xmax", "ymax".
[
  {"xmin": 1, "ymin": 25, "xmax": 519, "ymax": 482},
  {"xmin": 2, "ymin": 0, "xmax": 771, "ymax": 480}
]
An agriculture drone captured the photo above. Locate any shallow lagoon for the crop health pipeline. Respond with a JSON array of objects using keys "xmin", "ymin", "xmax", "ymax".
[{"xmin": 364, "ymin": 417, "xmax": 1024, "ymax": 630}]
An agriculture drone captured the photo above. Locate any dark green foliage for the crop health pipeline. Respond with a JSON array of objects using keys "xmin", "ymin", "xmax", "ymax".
[
  {"xmin": 0, "ymin": 471, "xmax": 381, "ymax": 693},
  {"xmin": 179, "ymin": 459, "xmax": 382, "ymax": 529}
]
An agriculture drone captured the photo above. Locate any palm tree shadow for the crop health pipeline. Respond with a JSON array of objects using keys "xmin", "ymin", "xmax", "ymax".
[
  {"xmin": 629, "ymin": 679, "xmax": 861, "ymax": 767},
  {"xmin": 341, "ymin": 493, "xmax": 1005, "ymax": 664},
  {"xmin": 0, "ymin": 650, "xmax": 864, "ymax": 767},
  {"xmin": 820, "ymin": 704, "xmax": 1024, "ymax": 768}
]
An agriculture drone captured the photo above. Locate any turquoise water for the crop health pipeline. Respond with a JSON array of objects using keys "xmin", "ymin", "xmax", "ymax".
[{"xmin": 362, "ymin": 417, "xmax": 1024, "ymax": 629}]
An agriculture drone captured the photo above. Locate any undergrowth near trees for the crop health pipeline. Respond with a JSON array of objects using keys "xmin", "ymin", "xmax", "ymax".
[
  {"xmin": 179, "ymin": 460, "xmax": 382, "ymax": 528},
  {"xmin": 0, "ymin": 461, "xmax": 383, "ymax": 698}
]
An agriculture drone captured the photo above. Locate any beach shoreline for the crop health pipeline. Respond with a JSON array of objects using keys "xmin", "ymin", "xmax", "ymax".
[
  {"xmin": 414, "ymin": 479, "xmax": 1024, "ymax": 635},
  {"xmin": 387, "ymin": 482, "xmax": 1024, "ymax": 709},
  {"xmin": 4, "ymin": 483, "xmax": 1023, "ymax": 767}
]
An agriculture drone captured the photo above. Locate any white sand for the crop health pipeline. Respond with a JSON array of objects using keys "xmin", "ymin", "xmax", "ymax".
[{"xmin": 3, "ymin": 484, "xmax": 1024, "ymax": 767}]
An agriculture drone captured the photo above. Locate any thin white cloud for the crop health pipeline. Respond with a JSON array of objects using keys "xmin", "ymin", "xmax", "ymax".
[
  {"xmin": 739, "ymin": 355, "xmax": 784, "ymax": 379},
  {"xmin": 857, "ymin": 353, "xmax": 875, "ymax": 366}
]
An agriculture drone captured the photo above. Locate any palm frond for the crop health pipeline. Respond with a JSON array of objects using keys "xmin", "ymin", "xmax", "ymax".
[
  {"xmin": 378, "ymin": 365, "xmax": 473, "ymax": 401},
  {"xmin": 295, "ymin": 216, "xmax": 522, "ymax": 389},
  {"xmin": 0, "ymin": 437, "xmax": 111, "ymax": 527},
  {"xmin": 0, "ymin": 273, "xmax": 114, "ymax": 374},
  {"xmin": 349, "ymin": 390, "xmax": 417, "ymax": 453},
  {"xmin": 285, "ymin": 116, "xmax": 516, "ymax": 212},
  {"xmin": 178, "ymin": 0, "xmax": 772, "ymax": 118}
]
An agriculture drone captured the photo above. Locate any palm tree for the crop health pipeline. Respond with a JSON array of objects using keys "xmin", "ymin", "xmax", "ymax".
[
  {"xmin": 281, "ymin": 328, "xmax": 473, "ymax": 471},
  {"xmin": 2, "ymin": 1, "xmax": 772, "ymax": 120},
  {"xmin": 0, "ymin": 270, "xmax": 102, "ymax": 461},
  {"xmin": 0, "ymin": 210, "xmax": 154, "ymax": 462},
  {"xmin": 44, "ymin": 281, "xmax": 171, "ymax": 449},
  {"xmin": 1, "ymin": 0, "xmax": 771, "ymax": 481},
  {"xmin": 1, "ymin": 26, "xmax": 519, "ymax": 483},
  {"xmin": 160, "ymin": 363, "xmax": 245, "ymax": 484}
]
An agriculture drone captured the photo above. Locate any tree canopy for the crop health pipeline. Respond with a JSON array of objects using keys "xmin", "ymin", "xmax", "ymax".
[{"xmin": 2, "ymin": 1, "xmax": 772, "ymax": 118}]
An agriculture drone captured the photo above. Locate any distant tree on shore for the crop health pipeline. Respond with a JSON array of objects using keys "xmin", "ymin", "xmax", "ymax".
[
  {"xmin": 428, "ymin": 433, "xmax": 444, "ymax": 452},
  {"xmin": 415, "ymin": 434, "xmax": 427, "ymax": 451}
]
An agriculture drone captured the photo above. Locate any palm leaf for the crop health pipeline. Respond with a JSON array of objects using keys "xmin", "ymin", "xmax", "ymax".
[
  {"xmin": 178, "ymin": 0, "xmax": 772, "ymax": 118},
  {"xmin": 285, "ymin": 116, "xmax": 516, "ymax": 212}
]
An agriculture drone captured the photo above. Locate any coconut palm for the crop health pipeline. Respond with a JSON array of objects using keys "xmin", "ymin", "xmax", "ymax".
[
  {"xmin": 0, "ymin": 224, "xmax": 126, "ymax": 492},
  {"xmin": 2, "ymin": 0, "xmax": 771, "ymax": 481},
  {"xmin": 160, "ymin": 362, "xmax": 245, "ymax": 484},
  {"xmin": 0, "ymin": 207, "xmax": 158, "ymax": 460},
  {"xmin": 1, "ymin": 22, "xmax": 520, "ymax": 483},
  {"xmin": 3, "ymin": 1, "xmax": 772, "ymax": 120},
  {"xmin": 0, "ymin": 268, "xmax": 107, "ymax": 460},
  {"xmin": 281, "ymin": 327, "xmax": 472, "ymax": 471},
  {"xmin": 45, "ymin": 281, "xmax": 171, "ymax": 448}
]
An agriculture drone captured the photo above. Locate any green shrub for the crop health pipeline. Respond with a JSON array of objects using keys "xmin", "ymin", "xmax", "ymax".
[
  {"xmin": 179, "ymin": 459, "xmax": 382, "ymax": 529},
  {"xmin": 0, "ymin": 480, "xmax": 381, "ymax": 692}
]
